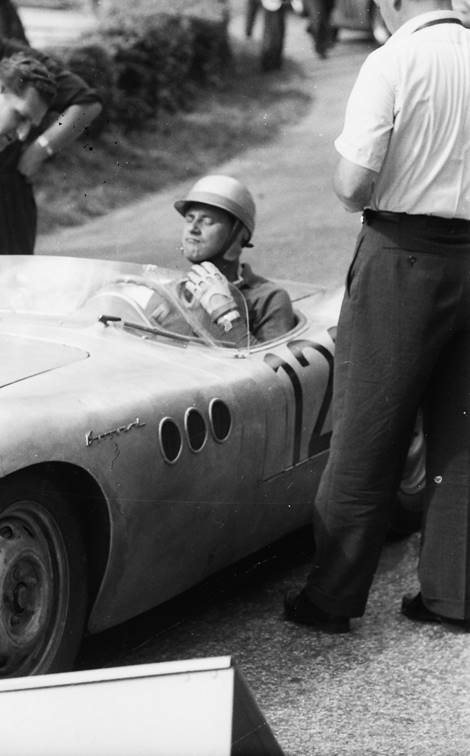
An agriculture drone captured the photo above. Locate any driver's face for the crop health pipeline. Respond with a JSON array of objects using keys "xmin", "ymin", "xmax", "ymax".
[
  {"xmin": 181, "ymin": 203, "xmax": 233, "ymax": 263},
  {"xmin": 0, "ymin": 83, "xmax": 48, "ymax": 151}
]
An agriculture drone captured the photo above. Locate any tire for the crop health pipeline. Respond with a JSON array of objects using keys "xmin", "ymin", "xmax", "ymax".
[
  {"xmin": 370, "ymin": 4, "xmax": 390, "ymax": 45},
  {"xmin": 0, "ymin": 474, "xmax": 88, "ymax": 678}
]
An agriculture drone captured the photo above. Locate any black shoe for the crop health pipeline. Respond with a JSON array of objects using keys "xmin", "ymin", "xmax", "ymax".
[
  {"xmin": 401, "ymin": 592, "xmax": 443, "ymax": 624},
  {"xmin": 284, "ymin": 589, "xmax": 350, "ymax": 633},
  {"xmin": 401, "ymin": 592, "xmax": 470, "ymax": 630}
]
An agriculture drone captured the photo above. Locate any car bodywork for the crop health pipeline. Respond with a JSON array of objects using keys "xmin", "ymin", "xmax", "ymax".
[
  {"xmin": 0, "ymin": 255, "xmax": 424, "ymax": 678},
  {"xmin": 0, "ymin": 255, "xmax": 343, "ymax": 677}
]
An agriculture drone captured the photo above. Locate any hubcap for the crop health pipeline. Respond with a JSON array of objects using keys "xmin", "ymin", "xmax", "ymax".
[{"xmin": 0, "ymin": 503, "xmax": 68, "ymax": 677}]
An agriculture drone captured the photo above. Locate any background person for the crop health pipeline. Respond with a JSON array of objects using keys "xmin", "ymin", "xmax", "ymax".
[
  {"xmin": 303, "ymin": 0, "xmax": 336, "ymax": 59},
  {"xmin": 245, "ymin": 0, "xmax": 290, "ymax": 71},
  {"xmin": 174, "ymin": 174, "xmax": 296, "ymax": 343},
  {"xmin": 0, "ymin": 41, "xmax": 101, "ymax": 255},
  {"xmin": 284, "ymin": 0, "xmax": 470, "ymax": 633}
]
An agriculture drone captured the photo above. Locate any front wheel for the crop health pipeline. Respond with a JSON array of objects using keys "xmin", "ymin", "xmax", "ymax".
[{"xmin": 0, "ymin": 474, "xmax": 88, "ymax": 677}]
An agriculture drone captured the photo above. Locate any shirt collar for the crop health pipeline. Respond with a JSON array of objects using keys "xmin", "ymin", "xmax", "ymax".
[{"xmin": 391, "ymin": 10, "xmax": 461, "ymax": 41}]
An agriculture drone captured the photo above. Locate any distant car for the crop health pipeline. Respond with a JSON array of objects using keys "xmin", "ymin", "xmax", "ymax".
[
  {"xmin": 0, "ymin": 255, "xmax": 424, "ymax": 678},
  {"xmin": 330, "ymin": 0, "xmax": 469, "ymax": 43},
  {"xmin": 292, "ymin": 0, "xmax": 390, "ymax": 44},
  {"xmin": 331, "ymin": 0, "xmax": 390, "ymax": 44}
]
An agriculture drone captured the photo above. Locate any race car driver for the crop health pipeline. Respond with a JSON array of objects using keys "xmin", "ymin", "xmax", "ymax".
[{"xmin": 173, "ymin": 174, "xmax": 296, "ymax": 343}]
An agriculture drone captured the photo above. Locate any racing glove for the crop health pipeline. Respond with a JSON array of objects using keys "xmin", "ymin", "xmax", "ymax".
[{"xmin": 184, "ymin": 261, "xmax": 241, "ymax": 332}]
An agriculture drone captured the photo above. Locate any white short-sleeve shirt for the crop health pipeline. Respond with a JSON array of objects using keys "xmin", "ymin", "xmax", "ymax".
[{"xmin": 335, "ymin": 11, "xmax": 470, "ymax": 219}]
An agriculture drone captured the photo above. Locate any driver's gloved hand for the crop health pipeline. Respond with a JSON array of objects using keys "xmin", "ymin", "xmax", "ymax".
[{"xmin": 185, "ymin": 261, "xmax": 241, "ymax": 331}]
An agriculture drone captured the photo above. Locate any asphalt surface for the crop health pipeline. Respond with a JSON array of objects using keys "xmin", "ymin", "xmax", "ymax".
[
  {"xmin": 18, "ymin": 4, "xmax": 96, "ymax": 47},
  {"xmin": 27, "ymin": 8, "xmax": 470, "ymax": 756},
  {"xmin": 36, "ymin": 11, "xmax": 368, "ymax": 288}
]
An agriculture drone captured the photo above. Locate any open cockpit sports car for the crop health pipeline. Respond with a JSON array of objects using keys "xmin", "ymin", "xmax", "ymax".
[{"xmin": 0, "ymin": 255, "xmax": 424, "ymax": 679}]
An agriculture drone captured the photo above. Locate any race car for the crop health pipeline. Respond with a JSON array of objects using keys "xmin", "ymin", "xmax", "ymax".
[{"xmin": 0, "ymin": 255, "xmax": 424, "ymax": 679}]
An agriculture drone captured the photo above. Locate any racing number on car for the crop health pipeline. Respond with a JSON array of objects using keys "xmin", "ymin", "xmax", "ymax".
[{"xmin": 264, "ymin": 339, "xmax": 333, "ymax": 467}]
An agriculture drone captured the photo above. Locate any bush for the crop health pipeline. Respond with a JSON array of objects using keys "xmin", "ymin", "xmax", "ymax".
[
  {"xmin": 61, "ymin": 41, "xmax": 115, "ymax": 135},
  {"xmin": 100, "ymin": 0, "xmax": 228, "ymax": 23},
  {"xmin": 60, "ymin": 1, "xmax": 231, "ymax": 132}
]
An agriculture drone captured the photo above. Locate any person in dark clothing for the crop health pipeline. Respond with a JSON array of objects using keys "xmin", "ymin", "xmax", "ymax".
[
  {"xmin": 284, "ymin": 0, "xmax": 470, "ymax": 634},
  {"xmin": 0, "ymin": 41, "xmax": 101, "ymax": 255},
  {"xmin": 245, "ymin": 0, "xmax": 289, "ymax": 72},
  {"xmin": 0, "ymin": 0, "xmax": 28, "ymax": 44},
  {"xmin": 303, "ymin": 0, "xmax": 336, "ymax": 58}
]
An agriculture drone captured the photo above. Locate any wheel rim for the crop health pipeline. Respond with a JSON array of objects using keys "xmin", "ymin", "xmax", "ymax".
[{"xmin": 0, "ymin": 501, "xmax": 69, "ymax": 677}]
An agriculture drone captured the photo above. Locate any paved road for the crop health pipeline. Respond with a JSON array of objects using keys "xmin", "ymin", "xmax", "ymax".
[
  {"xmin": 36, "ymin": 13, "xmax": 372, "ymax": 288},
  {"xmin": 18, "ymin": 4, "xmax": 96, "ymax": 47}
]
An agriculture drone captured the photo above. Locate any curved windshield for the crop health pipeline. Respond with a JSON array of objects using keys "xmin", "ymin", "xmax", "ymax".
[{"xmin": 0, "ymin": 256, "xmax": 249, "ymax": 351}]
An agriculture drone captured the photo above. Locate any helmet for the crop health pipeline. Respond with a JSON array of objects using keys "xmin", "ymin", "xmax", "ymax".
[{"xmin": 174, "ymin": 175, "xmax": 256, "ymax": 240}]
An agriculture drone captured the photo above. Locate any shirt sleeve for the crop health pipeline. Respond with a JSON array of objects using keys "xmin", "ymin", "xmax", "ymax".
[{"xmin": 334, "ymin": 48, "xmax": 395, "ymax": 173}]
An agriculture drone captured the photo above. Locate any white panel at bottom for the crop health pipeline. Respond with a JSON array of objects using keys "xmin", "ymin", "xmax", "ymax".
[{"xmin": 0, "ymin": 657, "xmax": 234, "ymax": 756}]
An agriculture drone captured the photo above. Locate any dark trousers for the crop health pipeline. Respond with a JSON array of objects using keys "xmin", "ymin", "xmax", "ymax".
[
  {"xmin": 305, "ymin": 213, "xmax": 470, "ymax": 619},
  {"xmin": 244, "ymin": 0, "xmax": 286, "ymax": 71},
  {"xmin": 303, "ymin": 0, "xmax": 335, "ymax": 56},
  {"xmin": 0, "ymin": 173, "xmax": 37, "ymax": 255}
]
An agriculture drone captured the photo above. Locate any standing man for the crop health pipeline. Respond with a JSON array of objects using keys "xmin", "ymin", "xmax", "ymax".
[
  {"xmin": 245, "ymin": 0, "xmax": 289, "ymax": 72},
  {"xmin": 0, "ymin": 43, "xmax": 101, "ymax": 255},
  {"xmin": 285, "ymin": 0, "xmax": 470, "ymax": 632},
  {"xmin": 303, "ymin": 0, "xmax": 336, "ymax": 59}
]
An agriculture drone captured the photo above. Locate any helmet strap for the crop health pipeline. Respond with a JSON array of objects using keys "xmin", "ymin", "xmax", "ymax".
[{"xmin": 211, "ymin": 218, "xmax": 245, "ymax": 261}]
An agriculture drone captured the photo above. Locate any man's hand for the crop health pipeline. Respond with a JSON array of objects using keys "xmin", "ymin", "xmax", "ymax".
[
  {"xmin": 17, "ymin": 140, "xmax": 49, "ymax": 179},
  {"xmin": 184, "ymin": 262, "xmax": 241, "ymax": 327}
]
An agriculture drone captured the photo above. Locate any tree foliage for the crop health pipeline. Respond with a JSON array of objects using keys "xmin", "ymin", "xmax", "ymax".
[{"xmin": 59, "ymin": 0, "xmax": 231, "ymax": 132}]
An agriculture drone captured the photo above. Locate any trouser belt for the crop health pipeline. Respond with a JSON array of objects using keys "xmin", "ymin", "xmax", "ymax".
[{"xmin": 363, "ymin": 209, "xmax": 470, "ymax": 234}]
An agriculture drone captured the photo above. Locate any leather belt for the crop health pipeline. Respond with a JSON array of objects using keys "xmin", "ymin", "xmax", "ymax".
[{"xmin": 363, "ymin": 209, "xmax": 470, "ymax": 233}]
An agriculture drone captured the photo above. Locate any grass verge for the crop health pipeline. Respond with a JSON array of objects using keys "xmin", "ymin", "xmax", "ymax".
[{"xmin": 35, "ymin": 35, "xmax": 313, "ymax": 234}]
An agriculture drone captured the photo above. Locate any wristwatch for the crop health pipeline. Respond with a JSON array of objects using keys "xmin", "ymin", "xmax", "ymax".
[
  {"xmin": 216, "ymin": 310, "xmax": 241, "ymax": 332},
  {"xmin": 36, "ymin": 134, "xmax": 55, "ymax": 157}
]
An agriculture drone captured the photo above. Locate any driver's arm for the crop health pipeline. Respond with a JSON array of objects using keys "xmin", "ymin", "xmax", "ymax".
[{"xmin": 184, "ymin": 262, "xmax": 248, "ymax": 345}]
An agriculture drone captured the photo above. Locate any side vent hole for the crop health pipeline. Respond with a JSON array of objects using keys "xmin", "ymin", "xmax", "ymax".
[
  {"xmin": 186, "ymin": 409, "xmax": 207, "ymax": 453},
  {"xmin": 210, "ymin": 399, "xmax": 232, "ymax": 442},
  {"xmin": 159, "ymin": 418, "xmax": 182, "ymax": 463}
]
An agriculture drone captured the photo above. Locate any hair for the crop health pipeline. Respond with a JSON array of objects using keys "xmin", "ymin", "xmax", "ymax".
[{"xmin": 0, "ymin": 52, "xmax": 57, "ymax": 105}]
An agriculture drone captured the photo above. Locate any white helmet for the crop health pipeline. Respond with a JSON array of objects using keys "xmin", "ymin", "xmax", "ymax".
[{"xmin": 174, "ymin": 175, "xmax": 256, "ymax": 242}]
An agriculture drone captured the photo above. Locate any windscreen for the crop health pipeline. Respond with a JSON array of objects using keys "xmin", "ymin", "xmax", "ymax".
[{"xmin": 0, "ymin": 256, "xmax": 249, "ymax": 352}]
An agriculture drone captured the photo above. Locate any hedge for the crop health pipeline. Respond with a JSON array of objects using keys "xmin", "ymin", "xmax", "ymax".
[{"xmin": 57, "ymin": 0, "xmax": 231, "ymax": 133}]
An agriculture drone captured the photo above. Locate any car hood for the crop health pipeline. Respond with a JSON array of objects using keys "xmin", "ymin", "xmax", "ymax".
[{"xmin": 0, "ymin": 334, "xmax": 89, "ymax": 388}]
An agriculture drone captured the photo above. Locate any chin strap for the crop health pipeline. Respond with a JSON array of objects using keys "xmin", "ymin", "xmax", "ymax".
[{"xmin": 211, "ymin": 219, "xmax": 251, "ymax": 261}]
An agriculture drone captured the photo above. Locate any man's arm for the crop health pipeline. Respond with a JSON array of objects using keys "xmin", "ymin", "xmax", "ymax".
[
  {"xmin": 18, "ymin": 101, "xmax": 102, "ymax": 178},
  {"xmin": 333, "ymin": 156, "xmax": 378, "ymax": 213}
]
